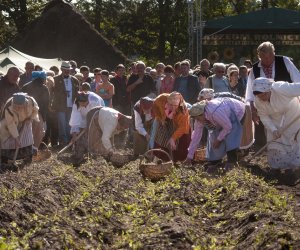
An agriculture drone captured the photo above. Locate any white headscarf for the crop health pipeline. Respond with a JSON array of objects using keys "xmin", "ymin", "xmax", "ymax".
[
  {"xmin": 253, "ymin": 77, "xmax": 274, "ymax": 93},
  {"xmin": 198, "ymin": 88, "xmax": 214, "ymax": 100}
]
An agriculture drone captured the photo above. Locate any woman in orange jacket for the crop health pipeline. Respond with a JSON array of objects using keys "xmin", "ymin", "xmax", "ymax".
[{"xmin": 152, "ymin": 91, "xmax": 191, "ymax": 161}]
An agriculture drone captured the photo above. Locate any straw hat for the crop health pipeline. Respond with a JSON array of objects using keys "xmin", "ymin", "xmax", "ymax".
[{"xmin": 61, "ymin": 61, "xmax": 71, "ymax": 70}]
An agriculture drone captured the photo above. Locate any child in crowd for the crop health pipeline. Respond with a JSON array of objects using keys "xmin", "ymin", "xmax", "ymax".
[{"xmin": 95, "ymin": 70, "xmax": 115, "ymax": 107}]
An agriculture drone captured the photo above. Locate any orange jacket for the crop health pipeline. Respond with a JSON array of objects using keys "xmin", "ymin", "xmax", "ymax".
[{"xmin": 153, "ymin": 93, "xmax": 190, "ymax": 140}]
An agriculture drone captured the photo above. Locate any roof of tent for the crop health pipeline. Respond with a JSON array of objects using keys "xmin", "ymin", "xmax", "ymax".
[
  {"xmin": 204, "ymin": 7, "xmax": 300, "ymax": 33},
  {"xmin": 0, "ymin": 46, "xmax": 62, "ymax": 74}
]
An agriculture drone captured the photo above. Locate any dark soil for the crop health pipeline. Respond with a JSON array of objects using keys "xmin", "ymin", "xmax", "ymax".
[{"xmin": 0, "ymin": 149, "xmax": 299, "ymax": 249}]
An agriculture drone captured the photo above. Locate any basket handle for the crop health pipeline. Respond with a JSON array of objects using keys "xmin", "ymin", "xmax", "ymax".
[
  {"xmin": 143, "ymin": 148, "xmax": 173, "ymax": 162},
  {"xmin": 39, "ymin": 142, "xmax": 49, "ymax": 150}
]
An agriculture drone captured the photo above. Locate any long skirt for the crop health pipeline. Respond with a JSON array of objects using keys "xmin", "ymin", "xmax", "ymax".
[
  {"xmin": 153, "ymin": 119, "xmax": 191, "ymax": 162},
  {"xmin": 240, "ymin": 105, "xmax": 255, "ymax": 149},
  {"xmin": 267, "ymin": 133, "xmax": 300, "ymax": 169},
  {"xmin": 1, "ymin": 120, "xmax": 33, "ymax": 160},
  {"xmin": 206, "ymin": 112, "xmax": 243, "ymax": 161},
  {"xmin": 154, "ymin": 133, "xmax": 191, "ymax": 162}
]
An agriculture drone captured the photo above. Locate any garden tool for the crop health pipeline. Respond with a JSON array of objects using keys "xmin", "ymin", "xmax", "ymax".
[
  {"xmin": 248, "ymin": 114, "xmax": 300, "ymax": 162},
  {"xmin": 57, "ymin": 129, "xmax": 86, "ymax": 157}
]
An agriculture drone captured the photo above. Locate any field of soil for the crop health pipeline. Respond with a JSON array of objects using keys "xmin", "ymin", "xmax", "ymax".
[{"xmin": 0, "ymin": 150, "xmax": 300, "ymax": 249}]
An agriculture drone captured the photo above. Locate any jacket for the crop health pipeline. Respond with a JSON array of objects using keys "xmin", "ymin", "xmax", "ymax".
[
  {"xmin": 51, "ymin": 74, "xmax": 79, "ymax": 112},
  {"xmin": 153, "ymin": 93, "xmax": 190, "ymax": 140},
  {"xmin": 173, "ymin": 75, "xmax": 200, "ymax": 104}
]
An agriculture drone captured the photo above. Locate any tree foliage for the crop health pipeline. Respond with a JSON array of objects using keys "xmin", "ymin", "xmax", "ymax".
[{"xmin": 0, "ymin": 0, "xmax": 299, "ymax": 64}]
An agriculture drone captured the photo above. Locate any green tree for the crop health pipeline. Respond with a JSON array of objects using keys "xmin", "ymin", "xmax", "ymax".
[{"xmin": 1, "ymin": 0, "xmax": 300, "ymax": 63}]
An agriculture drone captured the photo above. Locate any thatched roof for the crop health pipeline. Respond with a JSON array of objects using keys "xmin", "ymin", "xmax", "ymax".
[{"xmin": 12, "ymin": 0, "xmax": 128, "ymax": 70}]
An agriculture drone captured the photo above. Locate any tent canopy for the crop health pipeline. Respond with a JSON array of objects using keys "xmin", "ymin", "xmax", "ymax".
[
  {"xmin": 0, "ymin": 46, "xmax": 62, "ymax": 74},
  {"xmin": 204, "ymin": 7, "xmax": 300, "ymax": 32}
]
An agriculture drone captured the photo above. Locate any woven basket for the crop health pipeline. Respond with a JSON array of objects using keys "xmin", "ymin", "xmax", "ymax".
[
  {"xmin": 33, "ymin": 143, "xmax": 52, "ymax": 162},
  {"xmin": 110, "ymin": 152, "xmax": 132, "ymax": 167},
  {"xmin": 194, "ymin": 147, "xmax": 206, "ymax": 162},
  {"xmin": 139, "ymin": 149, "xmax": 173, "ymax": 181}
]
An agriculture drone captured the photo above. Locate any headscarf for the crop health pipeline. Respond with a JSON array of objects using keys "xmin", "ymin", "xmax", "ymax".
[
  {"xmin": 13, "ymin": 92, "xmax": 27, "ymax": 105},
  {"xmin": 167, "ymin": 91, "xmax": 181, "ymax": 106},
  {"xmin": 189, "ymin": 100, "xmax": 207, "ymax": 117},
  {"xmin": 32, "ymin": 71, "xmax": 47, "ymax": 80},
  {"xmin": 198, "ymin": 88, "xmax": 214, "ymax": 100},
  {"xmin": 253, "ymin": 77, "xmax": 274, "ymax": 94}
]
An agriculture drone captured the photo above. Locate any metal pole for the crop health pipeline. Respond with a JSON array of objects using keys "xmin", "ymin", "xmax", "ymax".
[
  {"xmin": 187, "ymin": 0, "xmax": 194, "ymax": 64},
  {"xmin": 194, "ymin": 0, "xmax": 203, "ymax": 64}
]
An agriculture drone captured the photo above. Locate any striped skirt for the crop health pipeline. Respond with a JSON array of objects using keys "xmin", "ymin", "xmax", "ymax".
[{"xmin": 1, "ymin": 120, "xmax": 33, "ymax": 160}]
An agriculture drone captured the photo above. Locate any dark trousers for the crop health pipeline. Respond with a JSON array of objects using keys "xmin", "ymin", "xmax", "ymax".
[
  {"xmin": 43, "ymin": 111, "xmax": 59, "ymax": 146},
  {"xmin": 254, "ymin": 122, "xmax": 267, "ymax": 148},
  {"xmin": 227, "ymin": 149, "xmax": 238, "ymax": 163}
]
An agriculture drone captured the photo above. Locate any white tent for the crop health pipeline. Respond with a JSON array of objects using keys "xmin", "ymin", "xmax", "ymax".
[{"xmin": 0, "ymin": 46, "xmax": 62, "ymax": 74}]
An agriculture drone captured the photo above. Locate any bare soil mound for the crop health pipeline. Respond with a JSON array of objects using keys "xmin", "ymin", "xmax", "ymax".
[{"xmin": 0, "ymin": 152, "xmax": 299, "ymax": 249}]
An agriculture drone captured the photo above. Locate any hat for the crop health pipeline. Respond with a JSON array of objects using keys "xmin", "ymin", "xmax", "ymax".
[
  {"xmin": 189, "ymin": 101, "xmax": 207, "ymax": 117},
  {"xmin": 69, "ymin": 60, "xmax": 77, "ymax": 68},
  {"xmin": 140, "ymin": 96, "xmax": 153, "ymax": 110},
  {"xmin": 253, "ymin": 77, "xmax": 274, "ymax": 94},
  {"xmin": 75, "ymin": 91, "xmax": 89, "ymax": 102},
  {"xmin": 198, "ymin": 88, "xmax": 214, "ymax": 100},
  {"xmin": 13, "ymin": 92, "xmax": 27, "ymax": 105},
  {"xmin": 32, "ymin": 71, "xmax": 47, "ymax": 80},
  {"xmin": 61, "ymin": 61, "xmax": 71, "ymax": 70},
  {"xmin": 167, "ymin": 92, "xmax": 181, "ymax": 106}
]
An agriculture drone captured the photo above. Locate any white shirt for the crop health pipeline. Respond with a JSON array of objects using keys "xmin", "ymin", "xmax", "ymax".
[
  {"xmin": 64, "ymin": 77, "xmax": 73, "ymax": 108},
  {"xmin": 69, "ymin": 92, "xmax": 104, "ymax": 133},
  {"xmin": 134, "ymin": 110, "xmax": 152, "ymax": 136},
  {"xmin": 245, "ymin": 56, "xmax": 300, "ymax": 103},
  {"xmin": 98, "ymin": 107, "xmax": 119, "ymax": 151},
  {"xmin": 254, "ymin": 81, "xmax": 300, "ymax": 151}
]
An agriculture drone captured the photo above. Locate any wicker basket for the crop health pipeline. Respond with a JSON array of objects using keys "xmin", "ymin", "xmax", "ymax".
[
  {"xmin": 110, "ymin": 152, "xmax": 132, "ymax": 167},
  {"xmin": 33, "ymin": 143, "xmax": 52, "ymax": 162},
  {"xmin": 139, "ymin": 149, "xmax": 173, "ymax": 181},
  {"xmin": 194, "ymin": 147, "xmax": 206, "ymax": 162}
]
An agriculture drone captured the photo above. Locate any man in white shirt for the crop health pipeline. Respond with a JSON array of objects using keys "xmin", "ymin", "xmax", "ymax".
[
  {"xmin": 69, "ymin": 91, "xmax": 104, "ymax": 165},
  {"xmin": 86, "ymin": 106, "xmax": 132, "ymax": 159},
  {"xmin": 133, "ymin": 97, "xmax": 154, "ymax": 155}
]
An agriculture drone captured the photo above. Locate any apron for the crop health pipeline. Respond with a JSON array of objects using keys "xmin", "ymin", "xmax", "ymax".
[
  {"xmin": 206, "ymin": 110, "xmax": 243, "ymax": 161},
  {"xmin": 1, "ymin": 120, "xmax": 33, "ymax": 160},
  {"xmin": 154, "ymin": 118, "xmax": 176, "ymax": 148},
  {"xmin": 1, "ymin": 120, "xmax": 33, "ymax": 149}
]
